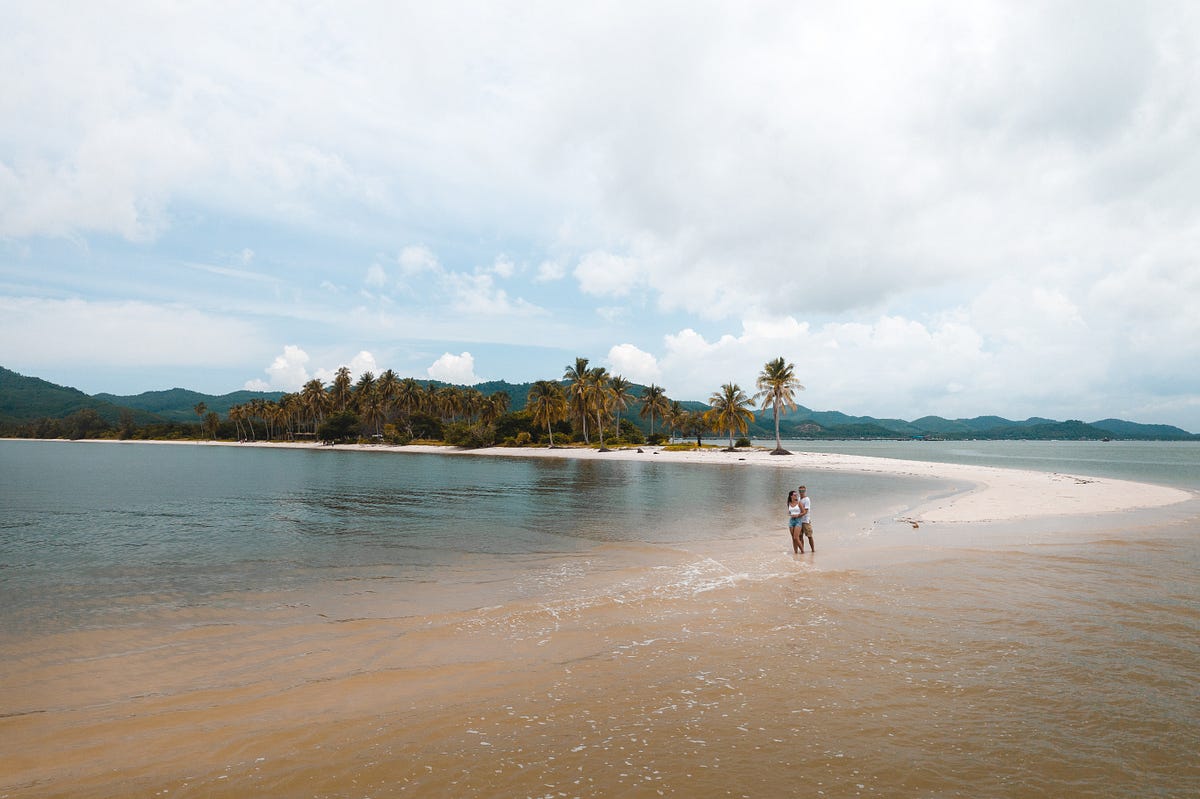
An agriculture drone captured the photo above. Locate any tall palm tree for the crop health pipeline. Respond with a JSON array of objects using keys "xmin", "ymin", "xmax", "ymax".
[
  {"xmin": 527, "ymin": 380, "xmax": 568, "ymax": 446},
  {"xmin": 353, "ymin": 371, "xmax": 376, "ymax": 414},
  {"xmin": 666, "ymin": 400, "xmax": 685, "ymax": 442},
  {"xmin": 705, "ymin": 382, "xmax": 756, "ymax": 450},
  {"xmin": 754, "ymin": 356, "xmax": 805, "ymax": 455},
  {"xmin": 638, "ymin": 383, "xmax": 669, "ymax": 436},
  {"xmin": 397, "ymin": 378, "xmax": 423, "ymax": 433},
  {"xmin": 563, "ymin": 357, "xmax": 591, "ymax": 443},
  {"xmin": 330, "ymin": 367, "xmax": 353, "ymax": 412},
  {"xmin": 583, "ymin": 366, "xmax": 613, "ymax": 450},
  {"xmin": 376, "ymin": 369, "xmax": 401, "ymax": 425},
  {"xmin": 609, "ymin": 374, "xmax": 634, "ymax": 440},
  {"xmin": 301, "ymin": 378, "xmax": 327, "ymax": 434}
]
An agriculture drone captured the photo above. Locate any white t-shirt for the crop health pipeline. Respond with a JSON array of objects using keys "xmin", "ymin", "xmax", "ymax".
[{"xmin": 798, "ymin": 496, "xmax": 811, "ymax": 524}]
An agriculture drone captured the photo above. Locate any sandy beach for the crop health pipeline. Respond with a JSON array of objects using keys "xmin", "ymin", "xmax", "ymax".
[{"xmin": 115, "ymin": 438, "xmax": 1195, "ymax": 523}]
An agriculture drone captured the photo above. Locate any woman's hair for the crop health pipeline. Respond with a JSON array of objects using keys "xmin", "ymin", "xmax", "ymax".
[{"xmin": 788, "ymin": 490, "xmax": 797, "ymax": 502}]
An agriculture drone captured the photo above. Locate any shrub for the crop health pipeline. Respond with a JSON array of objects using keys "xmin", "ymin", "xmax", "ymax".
[
  {"xmin": 646, "ymin": 433, "xmax": 666, "ymax": 446},
  {"xmin": 735, "ymin": 437, "xmax": 752, "ymax": 448}
]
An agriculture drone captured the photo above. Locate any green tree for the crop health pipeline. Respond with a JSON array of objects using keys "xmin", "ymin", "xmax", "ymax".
[
  {"xmin": 317, "ymin": 411, "xmax": 360, "ymax": 444},
  {"xmin": 609, "ymin": 375, "xmax": 634, "ymax": 440},
  {"xmin": 330, "ymin": 367, "xmax": 354, "ymax": 412},
  {"xmin": 527, "ymin": 379, "xmax": 568, "ymax": 446},
  {"xmin": 638, "ymin": 383, "xmax": 669, "ymax": 436},
  {"xmin": 705, "ymin": 382, "xmax": 756, "ymax": 450},
  {"xmin": 583, "ymin": 366, "xmax": 613, "ymax": 450},
  {"xmin": 754, "ymin": 356, "xmax": 805, "ymax": 455},
  {"xmin": 563, "ymin": 357, "xmax": 591, "ymax": 443}
]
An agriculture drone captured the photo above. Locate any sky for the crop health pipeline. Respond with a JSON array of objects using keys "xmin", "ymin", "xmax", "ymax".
[{"xmin": 2, "ymin": 2, "xmax": 1199, "ymax": 432}]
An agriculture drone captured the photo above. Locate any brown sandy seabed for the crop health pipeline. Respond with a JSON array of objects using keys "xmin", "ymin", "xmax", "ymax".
[{"xmin": 2, "ymin": 441, "xmax": 1196, "ymax": 797}]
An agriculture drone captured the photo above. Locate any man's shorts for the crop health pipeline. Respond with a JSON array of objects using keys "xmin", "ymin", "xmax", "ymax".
[{"xmin": 800, "ymin": 522, "xmax": 813, "ymax": 536}]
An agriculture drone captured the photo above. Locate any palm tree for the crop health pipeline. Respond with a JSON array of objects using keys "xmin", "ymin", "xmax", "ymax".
[
  {"xmin": 301, "ymin": 378, "xmax": 328, "ymax": 434},
  {"xmin": 330, "ymin": 367, "xmax": 353, "ymax": 412},
  {"xmin": 527, "ymin": 380, "xmax": 568, "ymax": 446},
  {"xmin": 638, "ymin": 383, "xmax": 669, "ymax": 437},
  {"xmin": 584, "ymin": 366, "xmax": 613, "ymax": 450},
  {"xmin": 353, "ymin": 371, "xmax": 376, "ymax": 414},
  {"xmin": 754, "ymin": 356, "xmax": 805, "ymax": 455},
  {"xmin": 666, "ymin": 400, "xmax": 685, "ymax": 442},
  {"xmin": 481, "ymin": 391, "xmax": 510, "ymax": 424},
  {"xmin": 563, "ymin": 357, "xmax": 591, "ymax": 443},
  {"xmin": 609, "ymin": 374, "xmax": 634, "ymax": 440},
  {"xmin": 705, "ymin": 382, "xmax": 756, "ymax": 450},
  {"xmin": 397, "ymin": 378, "xmax": 423, "ymax": 433},
  {"xmin": 193, "ymin": 402, "xmax": 207, "ymax": 438},
  {"xmin": 376, "ymin": 369, "xmax": 401, "ymax": 426}
]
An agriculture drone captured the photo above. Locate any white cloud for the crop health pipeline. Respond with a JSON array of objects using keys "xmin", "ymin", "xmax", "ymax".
[
  {"xmin": 574, "ymin": 251, "xmax": 644, "ymax": 297},
  {"xmin": 428, "ymin": 351, "xmax": 480, "ymax": 384},
  {"xmin": 606, "ymin": 344, "xmax": 661, "ymax": 385},
  {"xmin": 491, "ymin": 255, "xmax": 516, "ymax": 278},
  {"xmin": 365, "ymin": 263, "xmax": 387, "ymax": 288},
  {"xmin": 536, "ymin": 260, "xmax": 566, "ymax": 282},
  {"xmin": 0, "ymin": 296, "xmax": 260, "ymax": 367},
  {"xmin": 398, "ymin": 245, "xmax": 442, "ymax": 276},
  {"xmin": 245, "ymin": 345, "xmax": 312, "ymax": 391}
]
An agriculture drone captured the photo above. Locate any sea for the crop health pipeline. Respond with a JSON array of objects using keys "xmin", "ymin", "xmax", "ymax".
[{"xmin": 1, "ymin": 438, "xmax": 1197, "ymax": 798}]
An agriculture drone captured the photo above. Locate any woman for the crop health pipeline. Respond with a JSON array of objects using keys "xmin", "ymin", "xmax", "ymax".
[{"xmin": 787, "ymin": 489, "xmax": 804, "ymax": 554}]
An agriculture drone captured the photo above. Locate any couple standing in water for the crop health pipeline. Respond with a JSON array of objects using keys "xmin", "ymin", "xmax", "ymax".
[{"xmin": 787, "ymin": 485, "xmax": 814, "ymax": 554}]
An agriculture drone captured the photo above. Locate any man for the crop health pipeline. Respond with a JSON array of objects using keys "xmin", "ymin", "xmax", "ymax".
[{"xmin": 797, "ymin": 485, "xmax": 814, "ymax": 553}]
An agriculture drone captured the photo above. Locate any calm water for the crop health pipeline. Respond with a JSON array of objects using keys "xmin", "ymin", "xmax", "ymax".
[{"xmin": 1, "ymin": 439, "xmax": 1198, "ymax": 798}]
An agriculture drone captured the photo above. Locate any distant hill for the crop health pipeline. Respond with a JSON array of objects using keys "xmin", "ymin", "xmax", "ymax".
[
  {"xmin": 0, "ymin": 367, "xmax": 157, "ymax": 426},
  {"xmin": 95, "ymin": 388, "xmax": 285, "ymax": 422},
  {"xmin": 1, "ymin": 365, "xmax": 1196, "ymax": 440}
]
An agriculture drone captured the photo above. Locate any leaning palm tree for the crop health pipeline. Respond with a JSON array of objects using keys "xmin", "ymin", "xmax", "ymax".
[
  {"xmin": 563, "ymin": 357, "xmax": 591, "ymax": 443},
  {"xmin": 301, "ymin": 378, "xmax": 328, "ymax": 434},
  {"xmin": 527, "ymin": 380, "xmax": 568, "ymax": 446},
  {"xmin": 754, "ymin": 356, "xmax": 805, "ymax": 455},
  {"xmin": 638, "ymin": 383, "xmax": 670, "ymax": 436},
  {"xmin": 705, "ymin": 382, "xmax": 756, "ymax": 450}
]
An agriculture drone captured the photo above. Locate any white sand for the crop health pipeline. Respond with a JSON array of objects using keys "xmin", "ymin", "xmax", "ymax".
[{"xmin": 100, "ymin": 439, "xmax": 1194, "ymax": 524}]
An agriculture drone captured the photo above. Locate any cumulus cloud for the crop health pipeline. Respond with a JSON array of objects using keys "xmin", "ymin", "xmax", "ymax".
[
  {"xmin": 427, "ymin": 351, "xmax": 480, "ymax": 384},
  {"xmin": 398, "ymin": 245, "xmax": 441, "ymax": 276},
  {"xmin": 365, "ymin": 263, "xmax": 388, "ymax": 288},
  {"xmin": 245, "ymin": 347, "xmax": 381, "ymax": 391},
  {"xmin": 245, "ymin": 345, "xmax": 312, "ymax": 391},
  {"xmin": 606, "ymin": 344, "xmax": 662, "ymax": 385},
  {"xmin": 574, "ymin": 251, "xmax": 643, "ymax": 297},
  {"xmin": 536, "ymin": 260, "xmax": 566, "ymax": 282}
]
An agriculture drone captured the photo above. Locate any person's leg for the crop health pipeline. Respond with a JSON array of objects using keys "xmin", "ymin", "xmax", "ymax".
[
  {"xmin": 790, "ymin": 522, "xmax": 801, "ymax": 553},
  {"xmin": 802, "ymin": 523, "xmax": 814, "ymax": 552}
]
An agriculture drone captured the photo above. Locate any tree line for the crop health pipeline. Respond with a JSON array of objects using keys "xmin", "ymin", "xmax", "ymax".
[{"xmin": 25, "ymin": 357, "xmax": 807, "ymax": 451}]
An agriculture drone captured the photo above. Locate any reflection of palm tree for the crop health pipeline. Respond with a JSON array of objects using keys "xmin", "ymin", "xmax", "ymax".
[
  {"xmin": 563, "ymin": 357, "xmax": 591, "ymax": 443},
  {"xmin": 754, "ymin": 357, "xmax": 804, "ymax": 455},
  {"xmin": 638, "ymin": 383, "xmax": 669, "ymax": 436},
  {"xmin": 527, "ymin": 380, "xmax": 567, "ymax": 446},
  {"xmin": 705, "ymin": 383, "xmax": 755, "ymax": 450}
]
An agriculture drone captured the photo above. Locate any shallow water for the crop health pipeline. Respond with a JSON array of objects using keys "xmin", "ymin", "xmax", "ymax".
[{"xmin": 1, "ymin": 439, "xmax": 1197, "ymax": 797}]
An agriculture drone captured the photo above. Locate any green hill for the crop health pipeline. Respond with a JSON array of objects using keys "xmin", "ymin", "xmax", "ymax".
[{"xmin": 95, "ymin": 388, "xmax": 285, "ymax": 422}]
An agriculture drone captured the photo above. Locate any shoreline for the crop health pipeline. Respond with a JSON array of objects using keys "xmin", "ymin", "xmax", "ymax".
[{"xmin": 51, "ymin": 437, "xmax": 1196, "ymax": 524}]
